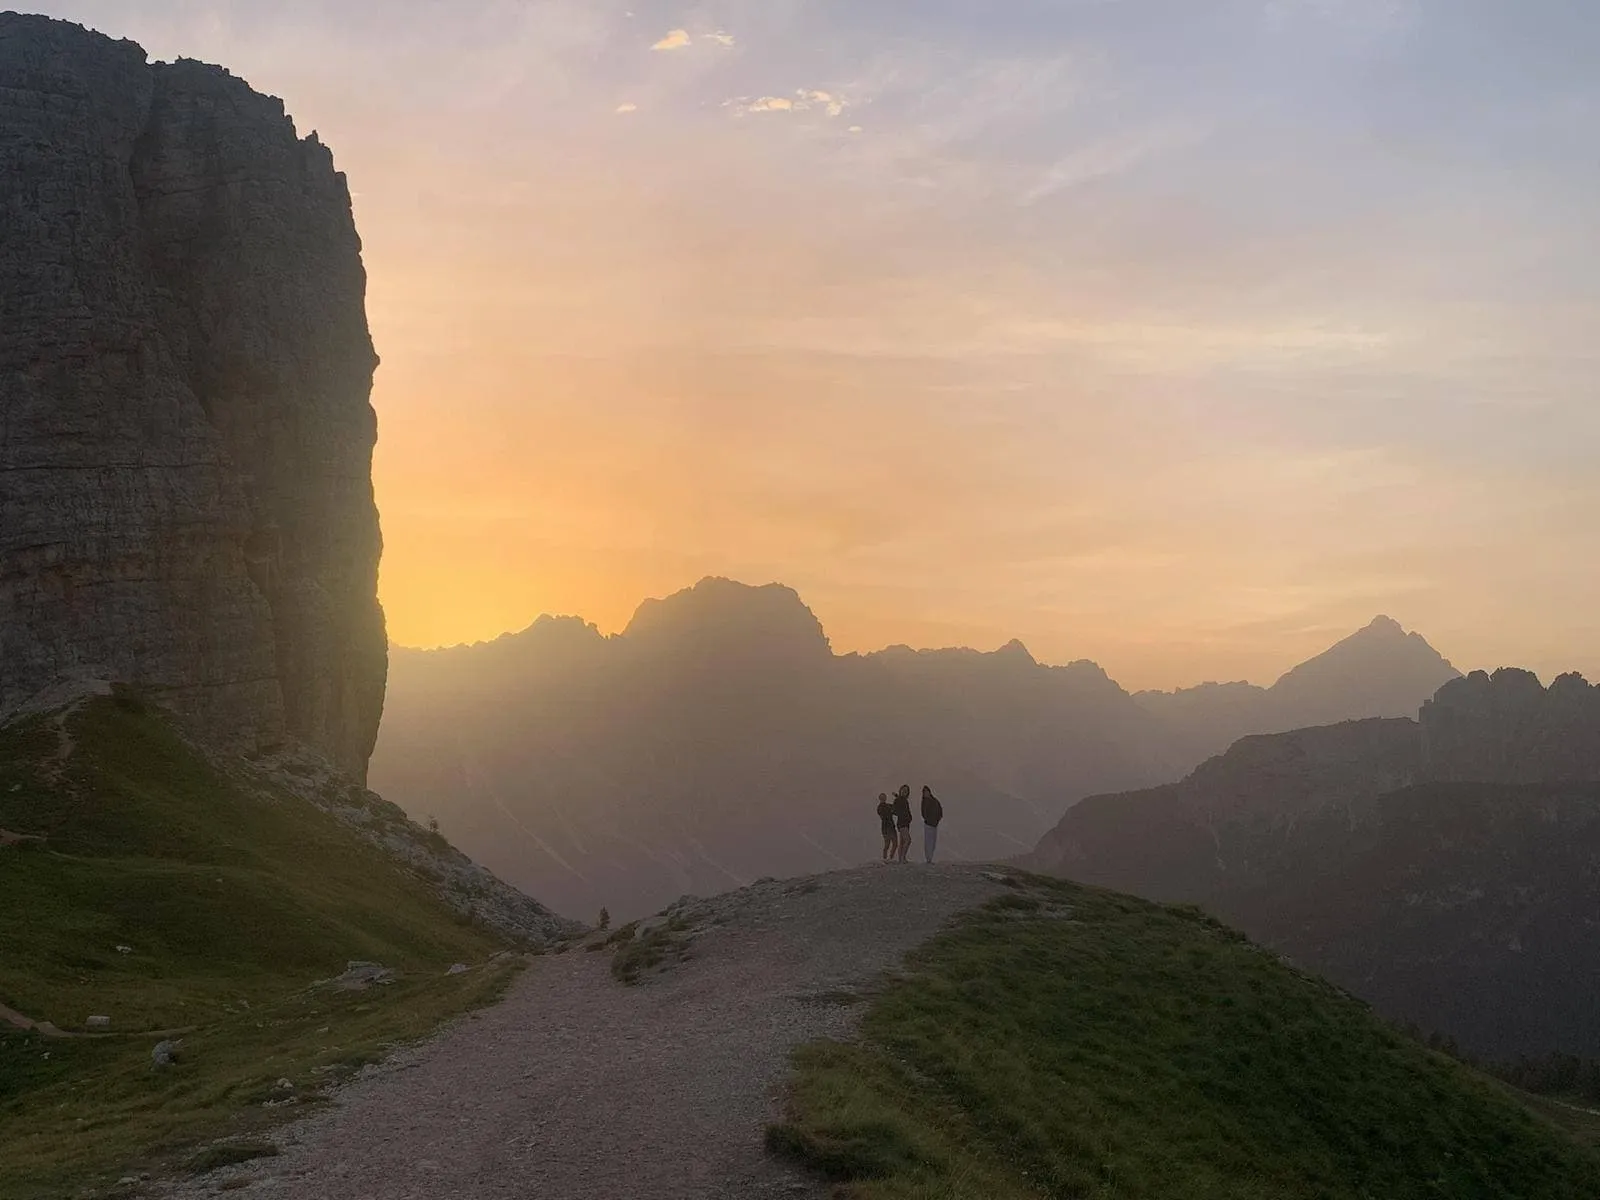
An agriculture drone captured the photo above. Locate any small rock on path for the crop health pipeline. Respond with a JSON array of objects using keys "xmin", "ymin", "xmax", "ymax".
[{"xmin": 170, "ymin": 863, "xmax": 1007, "ymax": 1199}]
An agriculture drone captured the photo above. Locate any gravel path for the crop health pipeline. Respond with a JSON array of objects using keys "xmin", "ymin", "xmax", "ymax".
[{"xmin": 170, "ymin": 863, "xmax": 1008, "ymax": 1200}]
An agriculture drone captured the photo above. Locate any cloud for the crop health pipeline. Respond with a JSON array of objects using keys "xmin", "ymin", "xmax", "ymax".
[
  {"xmin": 802, "ymin": 89, "xmax": 846, "ymax": 117},
  {"xmin": 615, "ymin": 102, "xmax": 638, "ymax": 114},
  {"xmin": 704, "ymin": 31, "xmax": 735, "ymax": 46},
  {"xmin": 651, "ymin": 28, "xmax": 690, "ymax": 51},
  {"xmin": 729, "ymin": 89, "xmax": 849, "ymax": 118}
]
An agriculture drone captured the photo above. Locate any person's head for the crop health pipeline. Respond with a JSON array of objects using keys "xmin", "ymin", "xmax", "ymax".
[
  {"xmin": 878, "ymin": 792, "xmax": 887, "ymax": 803},
  {"xmin": 921, "ymin": 785, "xmax": 932, "ymax": 798},
  {"xmin": 898, "ymin": 784, "xmax": 910, "ymax": 799}
]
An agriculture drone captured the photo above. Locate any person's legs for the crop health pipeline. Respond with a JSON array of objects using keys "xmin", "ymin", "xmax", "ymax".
[
  {"xmin": 924, "ymin": 824, "xmax": 938, "ymax": 863},
  {"xmin": 881, "ymin": 832, "xmax": 894, "ymax": 861},
  {"xmin": 898, "ymin": 827, "xmax": 911, "ymax": 862}
]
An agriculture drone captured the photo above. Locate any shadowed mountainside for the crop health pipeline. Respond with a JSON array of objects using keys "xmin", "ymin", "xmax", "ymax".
[
  {"xmin": 371, "ymin": 578, "xmax": 1457, "ymax": 921},
  {"xmin": 1027, "ymin": 669, "xmax": 1600, "ymax": 1058}
]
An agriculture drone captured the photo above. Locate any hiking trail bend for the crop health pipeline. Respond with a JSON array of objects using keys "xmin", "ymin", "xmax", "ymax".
[{"xmin": 168, "ymin": 863, "xmax": 1009, "ymax": 1200}]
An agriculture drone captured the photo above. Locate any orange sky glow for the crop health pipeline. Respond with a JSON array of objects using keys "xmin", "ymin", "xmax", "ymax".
[{"xmin": 36, "ymin": 1, "xmax": 1600, "ymax": 690}]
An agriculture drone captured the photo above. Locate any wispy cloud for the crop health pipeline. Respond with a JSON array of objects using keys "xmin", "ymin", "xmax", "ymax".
[
  {"xmin": 615, "ymin": 102, "xmax": 638, "ymax": 114},
  {"xmin": 802, "ymin": 89, "xmax": 845, "ymax": 117},
  {"xmin": 728, "ymin": 88, "xmax": 849, "ymax": 118},
  {"xmin": 651, "ymin": 28, "xmax": 690, "ymax": 51},
  {"xmin": 1019, "ymin": 121, "xmax": 1208, "ymax": 204},
  {"xmin": 704, "ymin": 31, "xmax": 735, "ymax": 47}
]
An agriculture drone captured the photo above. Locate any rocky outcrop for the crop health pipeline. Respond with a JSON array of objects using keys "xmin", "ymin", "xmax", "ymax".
[
  {"xmin": 1421, "ymin": 669, "xmax": 1600, "ymax": 783},
  {"xmin": 0, "ymin": 15, "xmax": 385, "ymax": 776}
]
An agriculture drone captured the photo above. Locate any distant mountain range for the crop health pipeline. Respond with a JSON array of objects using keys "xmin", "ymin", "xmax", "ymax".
[
  {"xmin": 1025, "ymin": 668, "xmax": 1600, "ymax": 1059},
  {"xmin": 371, "ymin": 578, "xmax": 1459, "ymax": 921},
  {"xmin": 1134, "ymin": 615, "xmax": 1461, "ymax": 764}
]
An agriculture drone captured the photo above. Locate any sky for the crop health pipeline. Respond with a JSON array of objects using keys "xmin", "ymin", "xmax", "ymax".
[{"xmin": 36, "ymin": 0, "xmax": 1600, "ymax": 689}]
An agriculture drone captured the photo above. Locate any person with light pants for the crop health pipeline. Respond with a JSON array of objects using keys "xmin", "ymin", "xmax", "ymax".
[{"xmin": 920, "ymin": 785, "xmax": 944, "ymax": 863}]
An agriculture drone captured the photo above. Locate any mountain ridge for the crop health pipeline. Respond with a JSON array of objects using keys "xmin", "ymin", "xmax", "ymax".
[
  {"xmin": 1025, "ymin": 668, "xmax": 1600, "ymax": 1058},
  {"xmin": 1134, "ymin": 613, "xmax": 1460, "ymax": 764},
  {"xmin": 373, "ymin": 577, "xmax": 1462, "ymax": 921}
]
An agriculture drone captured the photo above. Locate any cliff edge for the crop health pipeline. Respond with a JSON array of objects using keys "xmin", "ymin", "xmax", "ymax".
[{"xmin": 0, "ymin": 14, "xmax": 386, "ymax": 777}]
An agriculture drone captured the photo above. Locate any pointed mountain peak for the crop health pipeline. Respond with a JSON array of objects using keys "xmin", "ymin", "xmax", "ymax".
[
  {"xmin": 995, "ymin": 638, "xmax": 1036, "ymax": 663},
  {"xmin": 1266, "ymin": 615, "xmax": 1460, "ymax": 724},
  {"xmin": 1292, "ymin": 615, "xmax": 1452, "ymax": 666},
  {"xmin": 1360, "ymin": 615, "xmax": 1406, "ymax": 637}
]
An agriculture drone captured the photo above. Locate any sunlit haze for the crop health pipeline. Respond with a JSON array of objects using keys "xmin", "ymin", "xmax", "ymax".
[{"xmin": 36, "ymin": 0, "xmax": 1600, "ymax": 689}]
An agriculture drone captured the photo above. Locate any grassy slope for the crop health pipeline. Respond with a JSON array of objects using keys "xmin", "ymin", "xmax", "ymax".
[
  {"xmin": 0, "ymin": 695, "xmax": 528, "ymax": 1198},
  {"xmin": 769, "ymin": 874, "xmax": 1600, "ymax": 1200}
]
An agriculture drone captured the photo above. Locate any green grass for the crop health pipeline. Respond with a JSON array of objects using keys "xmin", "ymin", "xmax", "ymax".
[
  {"xmin": 768, "ymin": 874, "xmax": 1600, "ymax": 1200},
  {"xmin": 0, "ymin": 697, "xmax": 525, "ymax": 1197}
]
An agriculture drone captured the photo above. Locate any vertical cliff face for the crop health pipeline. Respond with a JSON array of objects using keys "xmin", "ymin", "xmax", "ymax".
[{"xmin": 0, "ymin": 15, "xmax": 386, "ymax": 777}]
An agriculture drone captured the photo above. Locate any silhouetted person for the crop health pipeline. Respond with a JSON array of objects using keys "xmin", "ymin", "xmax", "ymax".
[
  {"xmin": 891, "ymin": 784, "xmax": 913, "ymax": 863},
  {"xmin": 876, "ymin": 793, "xmax": 896, "ymax": 862},
  {"xmin": 921, "ymin": 785, "xmax": 944, "ymax": 863}
]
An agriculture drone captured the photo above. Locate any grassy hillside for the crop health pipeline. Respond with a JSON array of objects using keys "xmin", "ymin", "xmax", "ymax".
[
  {"xmin": 769, "ymin": 873, "xmax": 1600, "ymax": 1200},
  {"xmin": 0, "ymin": 694, "xmax": 555, "ymax": 1197}
]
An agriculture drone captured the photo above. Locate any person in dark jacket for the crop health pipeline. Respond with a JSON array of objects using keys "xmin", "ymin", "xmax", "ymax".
[
  {"xmin": 891, "ymin": 784, "xmax": 913, "ymax": 863},
  {"xmin": 920, "ymin": 785, "xmax": 944, "ymax": 863},
  {"xmin": 875, "ymin": 793, "xmax": 896, "ymax": 862}
]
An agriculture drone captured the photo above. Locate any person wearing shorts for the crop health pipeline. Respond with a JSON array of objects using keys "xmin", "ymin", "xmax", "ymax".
[
  {"xmin": 876, "ymin": 793, "xmax": 896, "ymax": 862},
  {"xmin": 891, "ymin": 784, "xmax": 913, "ymax": 863}
]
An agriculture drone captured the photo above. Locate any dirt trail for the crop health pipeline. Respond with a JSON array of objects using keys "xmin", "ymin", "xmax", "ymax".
[{"xmin": 167, "ymin": 864, "xmax": 1007, "ymax": 1200}]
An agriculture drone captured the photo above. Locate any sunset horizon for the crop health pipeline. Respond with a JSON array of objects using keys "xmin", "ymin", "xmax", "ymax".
[
  {"xmin": 384, "ymin": 571, "xmax": 1469, "ymax": 696},
  {"xmin": 28, "ymin": 0, "xmax": 1597, "ymax": 692},
  {"xmin": 7, "ymin": 7, "xmax": 1600, "ymax": 1194}
]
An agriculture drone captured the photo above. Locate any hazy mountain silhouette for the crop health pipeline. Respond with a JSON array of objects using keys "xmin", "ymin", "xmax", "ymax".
[
  {"xmin": 1134, "ymin": 616, "xmax": 1460, "ymax": 764},
  {"xmin": 371, "ymin": 578, "xmax": 1461, "ymax": 921},
  {"xmin": 1027, "ymin": 671, "xmax": 1600, "ymax": 1058},
  {"xmin": 373, "ymin": 580, "xmax": 1175, "ymax": 919}
]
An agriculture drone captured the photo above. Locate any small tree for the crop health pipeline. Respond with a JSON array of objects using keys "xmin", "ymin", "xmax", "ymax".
[
  {"xmin": 597, "ymin": 907, "xmax": 611, "ymax": 932},
  {"xmin": 426, "ymin": 815, "xmax": 440, "ymax": 835}
]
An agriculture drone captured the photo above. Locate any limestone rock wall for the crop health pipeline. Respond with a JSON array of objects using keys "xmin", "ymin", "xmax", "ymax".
[
  {"xmin": 1421, "ymin": 668, "xmax": 1600, "ymax": 784},
  {"xmin": 0, "ymin": 14, "xmax": 386, "ymax": 777}
]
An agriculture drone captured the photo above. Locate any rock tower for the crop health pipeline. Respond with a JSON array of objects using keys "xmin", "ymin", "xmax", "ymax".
[{"xmin": 0, "ymin": 14, "xmax": 387, "ymax": 777}]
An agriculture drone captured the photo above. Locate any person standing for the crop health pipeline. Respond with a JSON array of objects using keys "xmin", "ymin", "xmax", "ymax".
[
  {"xmin": 920, "ymin": 785, "xmax": 944, "ymax": 863},
  {"xmin": 891, "ymin": 784, "xmax": 913, "ymax": 863},
  {"xmin": 876, "ymin": 793, "xmax": 896, "ymax": 863}
]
